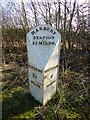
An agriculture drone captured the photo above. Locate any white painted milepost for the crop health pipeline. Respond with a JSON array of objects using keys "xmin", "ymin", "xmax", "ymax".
[{"xmin": 26, "ymin": 25, "xmax": 61, "ymax": 105}]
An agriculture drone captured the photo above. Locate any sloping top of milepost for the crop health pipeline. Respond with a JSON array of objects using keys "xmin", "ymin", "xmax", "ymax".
[{"xmin": 26, "ymin": 25, "xmax": 61, "ymax": 70}]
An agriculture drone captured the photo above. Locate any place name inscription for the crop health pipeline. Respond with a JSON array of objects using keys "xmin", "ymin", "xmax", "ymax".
[
  {"xmin": 31, "ymin": 26, "xmax": 56, "ymax": 35},
  {"xmin": 47, "ymin": 80, "xmax": 56, "ymax": 87},
  {"xmin": 32, "ymin": 41, "xmax": 56, "ymax": 45},
  {"xmin": 31, "ymin": 26, "xmax": 56, "ymax": 45},
  {"xmin": 31, "ymin": 80, "xmax": 43, "ymax": 88},
  {"xmin": 29, "ymin": 64, "xmax": 42, "ymax": 73}
]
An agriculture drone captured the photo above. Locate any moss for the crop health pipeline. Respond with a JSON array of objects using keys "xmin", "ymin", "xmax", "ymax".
[{"xmin": 2, "ymin": 60, "xmax": 89, "ymax": 120}]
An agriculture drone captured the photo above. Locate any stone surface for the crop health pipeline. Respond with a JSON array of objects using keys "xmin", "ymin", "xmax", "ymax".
[{"xmin": 26, "ymin": 25, "xmax": 61, "ymax": 105}]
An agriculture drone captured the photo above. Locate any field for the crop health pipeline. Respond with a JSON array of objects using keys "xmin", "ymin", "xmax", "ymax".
[{"xmin": 2, "ymin": 38, "xmax": 90, "ymax": 120}]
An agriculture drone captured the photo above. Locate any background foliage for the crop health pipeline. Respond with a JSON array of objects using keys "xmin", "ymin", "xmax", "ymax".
[{"xmin": 2, "ymin": 0, "xmax": 90, "ymax": 119}]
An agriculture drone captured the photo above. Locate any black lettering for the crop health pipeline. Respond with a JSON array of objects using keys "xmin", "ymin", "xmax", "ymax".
[
  {"xmin": 33, "ymin": 41, "xmax": 37, "ymax": 45},
  {"xmin": 49, "ymin": 42, "xmax": 51, "ymax": 45},
  {"xmin": 39, "ymin": 42, "xmax": 42, "ymax": 45},
  {"xmin": 33, "ymin": 36, "xmax": 36, "ymax": 39},
  {"xmin": 47, "ymin": 80, "xmax": 56, "ymax": 87},
  {"xmin": 31, "ymin": 31, "xmax": 35, "ymax": 35},
  {"xmin": 53, "ymin": 31, "xmax": 56, "ymax": 35},
  {"xmin": 36, "ymin": 36, "xmax": 39, "ymax": 39},
  {"xmin": 50, "ymin": 29, "xmax": 53, "ymax": 33},
  {"xmin": 36, "ymin": 41, "xmax": 37, "ymax": 45},
  {"xmin": 43, "ymin": 27, "xmax": 46, "ymax": 30},
  {"xmin": 39, "ymin": 27, "xmax": 42, "ymax": 30},
  {"xmin": 43, "ymin": 36, "xmax": 45, "ymax": 39},
  {"xmin": 32, "ymin": 42, "xmax": 35, "ymax": 45},
  {"xmin": 47, "ymin": 27, "xmax": 50, "ymax": 31},
  {"xmin": 48, "ymin": 36, "xmax": 51, "ymax": 39},
  {"xmin": 36, "ymin": 29, "xmax": 39, "ymax": 32},
  {"xmin": 39, "ymin": 36, "xmax": 42, "ymax": 39},
  {"xmin": 32, "ymin": 73, "xmax": 37, "ymax": 79},
  {"xmin": 52, "ymin": 42, "xmax": 55, "ymax": 45},
  {"xmin": 45, "ymin": 42, "xmax": 48, "ymax": 45},
  {"xmin": 52, "ymin": 36, "xmax": 54, "ymax": 39}
]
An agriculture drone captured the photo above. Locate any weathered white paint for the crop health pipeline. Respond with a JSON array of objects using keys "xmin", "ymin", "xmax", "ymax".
[{"xmin": 26, "ymin": 25, "xmax": 61, "ymax": 105}]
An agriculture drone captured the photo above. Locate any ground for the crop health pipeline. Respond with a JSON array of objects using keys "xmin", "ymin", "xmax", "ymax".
[{"xmin": 2, "ymin": 44, "xmax": 90, "ymax": 119}]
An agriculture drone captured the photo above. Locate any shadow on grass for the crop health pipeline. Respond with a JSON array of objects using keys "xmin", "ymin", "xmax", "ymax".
[
  {"xmin": 2, "ymin": 65, "xmax": 40, "ymax": 119},
  {"xmin": 2, "ymin": 88, "xmax": 40, "ymax": 120}
]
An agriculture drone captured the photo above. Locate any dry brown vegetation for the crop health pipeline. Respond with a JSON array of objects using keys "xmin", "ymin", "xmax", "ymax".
[{"xmin": 2, "ymin": 0, "xmax": 90, "ymax": 119}]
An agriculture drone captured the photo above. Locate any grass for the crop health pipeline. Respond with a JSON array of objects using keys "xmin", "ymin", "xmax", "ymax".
[
  {"xmin": 3, "ymin": 84, "xmax": 40, "ymax": 119},
  {"xmin": 2, "ymin": 49, "xmax": 90, "ymax": 120},
  {"xmin": 2, "ymin": 65, "xmax": 39, "ymax": 120},
  {"xmin": 2, "ymin": 65, "xmax": 90, "ymax": 120}
]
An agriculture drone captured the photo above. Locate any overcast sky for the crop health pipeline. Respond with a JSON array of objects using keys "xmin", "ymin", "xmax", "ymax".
[
  {"xmin": 1, "ymin": 0, "xmax": 88, "ymax": 6},
  {"xmin": 1, "ymin": 0, "xmax": 89, "ymax": 27}
]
